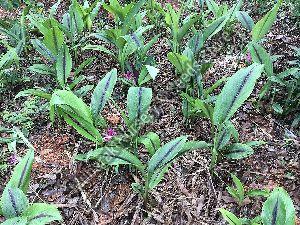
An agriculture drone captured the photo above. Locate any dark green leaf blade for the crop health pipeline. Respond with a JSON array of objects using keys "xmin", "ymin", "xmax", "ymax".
[
  {"xmin": 91, "ymin": 68, "xmax": 117, "ymax": 119},
  {"xmin": 213, "ymin": 63, "xmax": 264, "ymax": 125},
  {"xmin": 148, "ymin": 136, "xmax": 187, "ymax": 174}
]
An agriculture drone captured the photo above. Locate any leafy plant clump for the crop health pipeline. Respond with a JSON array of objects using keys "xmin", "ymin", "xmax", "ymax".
[{"xmin": 0, "ymin": 130, "xmax": 62, "ymax": 225}]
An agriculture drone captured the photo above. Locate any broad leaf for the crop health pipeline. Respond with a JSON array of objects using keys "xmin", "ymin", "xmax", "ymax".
[
  {"xmin": 75, "ymin": 147, "xmax": 144, "ymax": 170},
  {"xmin": 6, "ymin": 149, "xmax": 34, "ymax": 193},
  {"xmin": 31, "ymin": 39, "xmax": 55, "ymax": 62},
  {"xmin": 138, "ymin": 132, "xmax": 161, "ymax": 156},
  {"xmin": 225, "ymin": 143, "xmax": 254, "ymax": 159},
  {"xmin": 28, "ymin": 64, "xmax": 55, "ymax": 76},
  {"xmin": 236, "ymin": 11, "xmax": 254, "ymax": 31},
  {"xmin": 213, "ymin": 63, "xmax": 264, "ymax": 125},
  {"xmin": 1, "ymin": 187, "xmax": 28, "ymax": 218},
  {"xmin": 219, "ymin": 209, "xmax": 242, "ymax": 225},
  {"xmin": 50, "ymin": 90, "xmax": 93, "ymax": 124},
  {"xmin": 252, "ymin": 0, "xmax": 282, "ymax": 41},
  {"xmin": 248, "ymin": 42, "xmax": 273, "ymax": 77},
  {"xmin": 203, "ymin": 15, "xmax": 228, "ymax": 41},
  {"xmin": 127, "ymin": 87, "xmax": 152, "ymax": 126},
  {"xmin": 148, "ymin": 136, "xmax": 187, "ymax": 175},
  {"xmin": 167, "ymin": 52, "xmax": 191, "ymax": 75},
  {"xmin": 43, "ymin": 22, "xmax": 64, "ymax": 55},
  {"xmin": 178, "ymin": 15, "xmax": 199, "ymax": 42},
  {"xmin": 22, "ymin": 203, "xmax": 62, "ymax": 225},
  {"xmin": 261, "ymin": 187, "xmax": 295, "ymax": 225},
  {"xmin": 0, "ymin": 217, "xmax": 27, "ymax": 225},
  {"xmin": 56, "ymin": 44, "xmax": 72, "ymax": 88},
  {"xmin": 91, "ymin": 68, "xmax": 117, "ymax": 118}
]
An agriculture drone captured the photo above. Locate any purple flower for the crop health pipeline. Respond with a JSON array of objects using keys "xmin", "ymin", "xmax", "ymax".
[
  {"xmin": 246, "ymin": 52, "xmax": 252, "ymax": 63},
  {"xmin": 103, "ymin": 128, "xmax": 117, "ymax": 142},
  {"xmin": 7, "ymin": 154, "xmax": 18, "ymax": 165},
  {"xmin": 124, "ymin": 71, "xmax": 134, "ymax": 80}
]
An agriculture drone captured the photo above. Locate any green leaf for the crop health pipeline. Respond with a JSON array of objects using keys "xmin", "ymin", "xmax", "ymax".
[
  {"xmin": 227, "ymin": 0, "xmax": 243, "ymax": 22},
  {"xmin": 127, "ymin": 87, "xmax": 152, "ymax": 126},
  {"xmin": 69, "ymin": 3, "xmax": 84, "ymax": 35},
  {"xmin": 261, "ymin": 187, "xmax": 295, "ymax": 225},
  {"xmin": 31, "ymin": 39, "xmax": 55, "ymax": 62},
  {"xmin": 145, "ymin": 65, "xmax": 159, "ymax": 81},
  {"xmin": 236, "ymin": 11, "xmax": 254, "ymax": 31},
  {"xmin": 61, "ymin": 111, "xmax": 102, "ymax": 143},
  {"xmin": 167, "ymin": 52, "xmax": 191, "ymax": 75},
  {"xmin": 178, "ymin": 140, "xmax": 211, "ymax": 157},
  {"xmin": 225, "ymin": 143, "xmax": 254, "ymax": 159},
  {"xmin": 231, "ymin": 174, "xmax": 245, "ymax": 203},
  {"xmin": 28, "ymin": 64, "xmax": 55, "ymax": 76},
  {"xmin": 214, "ymin": 124, "xmax": 232, "ymax": 151},
  {"xmin": 75, "ymin": 147, "xmax": 144, "ymax": 170},
  {"xmin": 205, "ymin": 0, "xmax": 220, "ymax": 16},
  {"xmin": 56, "ymin": 44, "xmax": 72, "ymax": 88},
  {"xmin": 83, "ymin": 45, "xmax": 114, "ymax": 56},
  {"xmin": 43, "ymin": 22, "xmax": 64, "ymax": 55},
  {"xmin": 15, "ymin": 89, "xmax": 51, "ymax": 101},
  {"xmin": 213, "ymin": 63, "xmax": 264, "ymax": 125},
  {"xmin": 247, "ymin": 189, "xmax": 270, "ymax": 198},
  {"xmin": 1, "ymin": 187, "xmax": 28, "ymax": 218},
  {"xmin": 148, "ymin": 136, "xmax": 187, "ymax": 175},
  {"xmin": 22, "ymin": 203, "xmax": 62, "ymax": 225},
  {"xmin": 178, "ymin": 15, "xmax": 199, "ymax": 42},
  {"xmin": 203, "ymin": 15, "xmax": 228, "ymax": 41},
  {"xmin": 248, "ymin": 42, "xmax": 273, "ymax": 77},
  {"xmin": 252, "ymin": 0, "xmax": 282, "ymax": 41},
  {"xmin": 138, "ymin": 132, "xmax": 161, "ymax": 156},
  {"xmin": 272, "ymin": 103, "xmax": 283, "ymax": 114},
  {"xmin": 0, "ymin": 217, "xmax": 27, "ymax": 225},
  {"xmin": 91, "ymin": 68, "xmax": 117, "ymax": 118},
  {"xmin": 6, "ymin": 149, "xmax": 34, "ymax": 193},
  {"xmin": 219, "ymin": 209, "xmax": 242, "ymax": 225},
  {"xmin": 149, "ymin": 164, "xmax": 170, "ymax": 190},
  {"xmin": 50, "ymin": 90, "xmax": 93, "ymax": 124},
  {"xmin": 187, "ymin": 32, "xmax": 204, "ymax": 54}
]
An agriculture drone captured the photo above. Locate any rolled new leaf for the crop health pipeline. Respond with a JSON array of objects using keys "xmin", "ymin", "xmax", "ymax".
[
  {"xmin": 56, "ymin": 44, "xmax": 72, "ymax": 88},
  {"xmin": 22, "ymin": 203, "xmax": 62, "ymax": 225},
  {"xmin": 261, "ymin": 187, "xmax": 295, "ymax": 225},
  {"xmin": 91, "ymin": 68, "xmax": 117, "ymax": 119},
  {"xmin": 236, "ymin": 11, "xmax": 254, "ymax": 31},
  {"xmin": 138, "ymin": 132, "xmax": 161, "ymax": 156},
  {"xmin": 148, "ymin": 136, "xmax": 187, "ymax": 175},
  {"xmin": 219, "ymin": 209, "xmax": 242, "ymax": 225},
  {"xmin": 213, "ymin": 63, "xmax": 264, "ymax": 125},
  {"xmin": 248, "ymin": 42, "xmax": 273, "ymax": 77},
  {"xmin": 127, "ymin": 87, "xmax": 152, "ymax": 126},
  {"xmin": 1, "ymin": 187, "xmax": 29, "ymax": 218},
  {"xmin": 6, "ymin": 149, "xmax": 34, "ymax": 193},
  {"xmin": 252, "ymin": 0, "xmax": 282, "ymax": 41}
]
